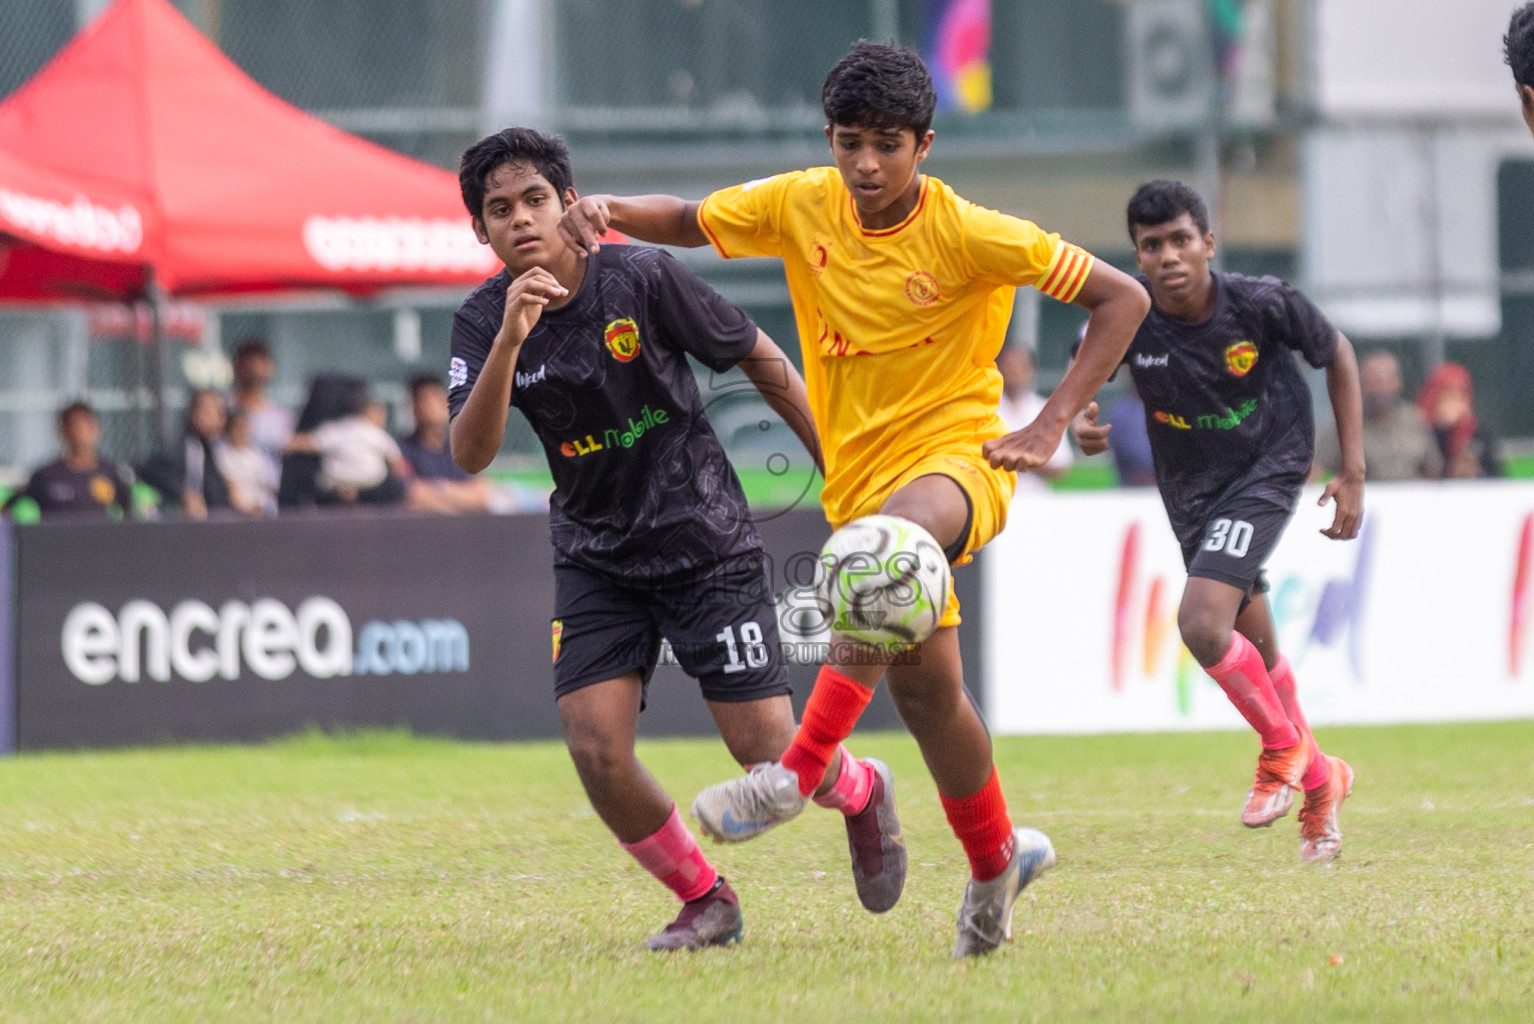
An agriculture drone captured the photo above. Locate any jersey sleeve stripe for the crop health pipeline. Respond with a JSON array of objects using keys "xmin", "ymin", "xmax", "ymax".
[
  {"xmin": 696, "ymin": 196, "xmax": 734, "ymax": 259},
  {"xmin": 1041, "ymin": 246, "xmax": 1094, "ymax": 302},
  {"xmin": 1054, "ymin": 249, "xmax": 1095, "ymax": 302},
  {"xmin": 1037, "ymin": 245, "xmax": 1074, "ymax": 295}
]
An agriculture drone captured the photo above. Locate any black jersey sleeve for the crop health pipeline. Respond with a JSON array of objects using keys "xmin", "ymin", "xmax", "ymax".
[
  {"xmin": 446, "ymin": 301, "xmax": 497, "ymax": 420},
  {"xmin": 1269, "ymin": 279, "xmax": 1338, "ymax": 369},
  {"xmin": 648, "ymin": 251, "xmax": 759, "ymax": 372}
]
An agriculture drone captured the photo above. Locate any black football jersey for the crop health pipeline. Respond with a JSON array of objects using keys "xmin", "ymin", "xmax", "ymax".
[
  {"xmin": 1124, "ymin": 272, "xmax": 1337, "ymax": 515},
  {"xmin": 448, "ymin": 245, "xmax": 763, "ymax": 580}
]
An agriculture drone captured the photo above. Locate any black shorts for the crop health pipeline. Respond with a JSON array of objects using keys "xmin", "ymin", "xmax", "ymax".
[
  {"xmin": 551, "ymin": 552, "xmax": 791, "ymax": 706},
  {"xmin": 1172, "ymin": 474, "xmax": 1302, "ymax": 598}
]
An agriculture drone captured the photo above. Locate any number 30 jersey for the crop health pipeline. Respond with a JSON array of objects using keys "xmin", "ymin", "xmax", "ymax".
[{"xmin": 1123, "ymin": 272, "xmax": 1338, "ymax": 522}]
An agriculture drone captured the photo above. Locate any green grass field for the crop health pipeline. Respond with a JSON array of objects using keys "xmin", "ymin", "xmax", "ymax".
[{"xmin": 2, "ymin": 722, "xmax": 1532, "ymax": 1023}]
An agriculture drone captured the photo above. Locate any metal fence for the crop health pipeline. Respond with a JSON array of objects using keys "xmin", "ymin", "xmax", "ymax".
[{"xmin": 4, "ymin": 0, "xmax": 1527, "ymax": 472}]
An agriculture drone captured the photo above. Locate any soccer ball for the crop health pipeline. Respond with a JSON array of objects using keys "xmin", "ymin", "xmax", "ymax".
[{"xmin": 818, "ymin": 515, "xmax": 951, "ymax": 647}]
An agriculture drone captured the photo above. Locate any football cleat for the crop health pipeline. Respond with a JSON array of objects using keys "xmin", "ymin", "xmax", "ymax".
[
  {"xmin": 647, "ymin": 877, "xmax": 744, "ymax": 952},
  {"xmin": 691, "ymin": 761, "xmax": 808, "ymax": 843},
  {"xmin": 842, "ymin": 758, "xmax": 907, "ymax": 914},
  {"xmin": 953, "ymin": 827, "xmax": 1056, "ymax": 958},
  {"xmin": 1241, "ymin": 740, "xmax": 1313, "ymax": 828},
  {"xmin": 1298, "ymin": 756, "xmax": 1355, "ymax": 863}
]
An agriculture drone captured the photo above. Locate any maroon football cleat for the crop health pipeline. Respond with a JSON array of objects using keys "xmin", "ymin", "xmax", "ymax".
[
  {"xmin": 646, "ymin": 877, "xmax": 744, "ymax": 952},
  {"xmin": 842, "ymin": 758, "xmax": 907, "ymax": 913}
]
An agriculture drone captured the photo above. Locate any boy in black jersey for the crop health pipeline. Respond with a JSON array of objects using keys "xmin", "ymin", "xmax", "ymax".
[
  {"xmin": 2, "ymin": 402, "xmax": 133, "ymax": 520},
  {"xmin": 1065, "ymin": 181, "xmax": 1365, "ymax": 861},
  {"xmin": 448, "ymin": 128, "xmax": 907, "ymax": 950}
]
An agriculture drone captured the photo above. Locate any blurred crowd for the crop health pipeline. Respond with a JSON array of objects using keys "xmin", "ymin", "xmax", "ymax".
[
  {"xmin": 1312, "ymin": 351, "xmax": 1502, "ymax": 483},
  {"xmin": 0, "ymin": 338, "xmax": 1509, "ymax": 524},
  {"xmin": 1, "ymin": 337, "xmax": 540, "ymax": 522}
]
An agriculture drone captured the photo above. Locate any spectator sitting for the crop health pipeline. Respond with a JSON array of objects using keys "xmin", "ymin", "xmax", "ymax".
[
  {"xmin": 285, "ymin": 379, "xmax": 410, "ymax": 506},
  {"xmin": 398, "ymin": 373, "xmax": 492, "ymax": 512},
  {"xmin": 229, "ymin": 337, "xmax": 293, "ymax": 478},
  {"xmin": 1, "ymin": 401, "xmax": 133, "ymax": 520},
  {"xmin": 138, "ymin": 388, "xmax": 237, "ymax": 519},
  {"xmin": 1314, "ymin": 350, "xmax": 1437, "ymax": 481},
  {"xmin": 216, "ymin": 408, "xmax": 278, "ymax": 516},
  {"xmin": 1105, "ymin": 379, "xmax": 1157, "ymax": 487},
  {"xmin": 996, "ymin": 344, "xmax": 1072, "ymax": 493},
  {"xmin": 1419, "ymin": 362, "xmax": 1502, "ymax": 478}
]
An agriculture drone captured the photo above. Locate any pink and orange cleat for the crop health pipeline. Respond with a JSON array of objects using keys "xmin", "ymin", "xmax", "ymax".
[
  {"xmin": 1298, "ymin": 756, "xmax": 1355, "ymax": 863},
  {"xmin": 1241, "ymin": 741, "xmax": 1313, "ymax": 828}
]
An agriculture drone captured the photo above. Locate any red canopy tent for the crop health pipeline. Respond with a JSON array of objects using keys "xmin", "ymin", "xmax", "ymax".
[
  {"xmin": 0, "ymin": 148, "xmax": 158, "ymax": 301},
  {"xmin": 0, "ymin": 0, "xmax": 503, "ymax": 301}
]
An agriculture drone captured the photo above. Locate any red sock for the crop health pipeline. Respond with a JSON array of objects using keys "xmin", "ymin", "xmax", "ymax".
[
  {"xmin": 812, "ymin": 744, "xmax": 875, "ymax": 815},
  {"xmin": 781, "ymin": 666, "xmax": 875, "ymax": 797},
  {"xmin": 1270, "ymin": 655, "xmax": 1332, "ymax": 790},
  {"xmin": 1206, "ymin": 633, "xmax": 1301, "ymax": 750},
  {"xmin": 620, "ymin": 805, "xmax": 717, "ymax": 903},
  {"xmin": 939, "ymin": 766, "xmax": 1016, "ymax": 882}
]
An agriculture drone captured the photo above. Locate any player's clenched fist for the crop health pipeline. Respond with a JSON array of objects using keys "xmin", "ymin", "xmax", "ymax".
[
  {"xmin": 557, "ymin": 194, "xmax": 614, "ymax": 257},
  {"xmin": 983, "ymin": 419, "xmax": 1066, "ymax": 473},
  {"xmin": 1317, "ymin": 473, "xmax": 1363, "ymax": 541},
  {"xmin": 1069, "ymin": 401, "xmax": 1111, "ymax": 457},
  {"xmin": 498, "ymin": 268, "xmax": 568, "ymax": 347}
]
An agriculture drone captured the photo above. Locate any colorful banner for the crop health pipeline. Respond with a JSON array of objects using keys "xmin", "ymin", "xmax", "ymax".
[
  {"xmin": 925, "ymin": 0, "xmax": 992, "ymax": 113},
  {"xmin": 984, "ymin": 482, "xmax": 1534, "ymax": 734}
]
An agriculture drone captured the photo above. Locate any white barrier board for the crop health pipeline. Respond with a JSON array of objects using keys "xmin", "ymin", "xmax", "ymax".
[{"xmin": 982, "ymin": 481, "xmax": 1534, "ymax": 734}]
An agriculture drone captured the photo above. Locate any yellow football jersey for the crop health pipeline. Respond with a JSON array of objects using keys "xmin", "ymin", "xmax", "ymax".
[{"xmin": 698, "ymin": 166, "xmax": 1095, "ymax": 525}]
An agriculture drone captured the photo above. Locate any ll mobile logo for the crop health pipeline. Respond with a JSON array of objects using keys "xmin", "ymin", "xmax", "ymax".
[
  {"xmin": 60, "ymin": 597, "xmax": 470, "ymax": 685},
  {"xmin": 559, "ymin": 404, "xmax": 672, "ymax": 457}
]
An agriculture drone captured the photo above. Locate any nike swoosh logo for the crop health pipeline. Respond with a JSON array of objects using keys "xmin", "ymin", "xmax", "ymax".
[{"xmin": 718, "ymin": 810, "xmax": 768, "ymax": 837}]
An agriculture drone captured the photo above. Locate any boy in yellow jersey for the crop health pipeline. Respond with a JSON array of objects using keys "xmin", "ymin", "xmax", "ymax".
[{"xmin": 558, "ymin": 41, "xmax": 1149, "ymax": 957}]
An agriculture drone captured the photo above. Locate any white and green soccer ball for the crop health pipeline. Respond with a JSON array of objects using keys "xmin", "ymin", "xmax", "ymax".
[{"xmin": 818, "ymin": 514, "xmax": 951, "ymax": 648}]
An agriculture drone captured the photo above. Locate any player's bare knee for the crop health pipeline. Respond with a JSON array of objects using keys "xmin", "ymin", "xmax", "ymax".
[
  {"xmin": 1178, "ymin": 603, "xmax": 1232, "ymax": 665},
  {"xmin": 878, "ymin": 504, "xmax": 948, "ymax": 548},
  {"xmin": 564, "ymin": 725, "xmax": 634, "ymax": 787},
  {"xmin": 880, "ymin": 477, "xmax": 968, "ymax": 552}
]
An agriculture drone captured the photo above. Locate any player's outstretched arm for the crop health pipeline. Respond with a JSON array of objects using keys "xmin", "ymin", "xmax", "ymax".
[
  {"xmin": 559, "ymin": 194, "xmax": 708, "ymax": 255},
  {"xmin": 451, "ymin": 268, "xmax": 569, "ymax": 473},
  {"xmin": 737, "ymin": 330, "xmax": 825, "ymax": 476},
  {"xmin": 1318, "ymin": 331, "xmax": 1365, "ymax": 540},
  {"xmin": 983, "ymin": 261, "xmax": 1149, "ymax": 472}
]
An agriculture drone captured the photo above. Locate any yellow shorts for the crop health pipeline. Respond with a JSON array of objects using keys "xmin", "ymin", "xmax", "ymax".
[{"xmin": 832, "ymin": 450, "xmax": 1016, "ymax": 628}]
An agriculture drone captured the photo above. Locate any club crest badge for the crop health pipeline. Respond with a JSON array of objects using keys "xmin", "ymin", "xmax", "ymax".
[
  {"xmin": 604, "ymin": 318, "xmax": 641, "ymax": 362},
  {"xmin": 905, "ymin": 270, "xmax": 940, "ymax": 306},
  {"xmin": 1224, "ymin": 340, "xmax": 1258, "ymax": 377},
  {"xmin": 809, "ymin": 240, "xmax": 830, "ymax": 275},
  {"xmin": 551, "ymin": 619, "xmax": 563, "ymax": 664}
]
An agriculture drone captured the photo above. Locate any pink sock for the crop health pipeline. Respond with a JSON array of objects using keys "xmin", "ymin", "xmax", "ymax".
[
  {"xmin": 1206, "ymin": 633, "xmax": 1301, "ymax": 750},
  {"xmin": 812, "ymin": 744, "xmax": 875, "ymax": 815},
  {"xmin": 1270, "ymin": 655, "xmax": 1332, "ymax": 790},
  {"xmin": 620, "ymin": 805, "xmax": 718, "ymax": 903}
]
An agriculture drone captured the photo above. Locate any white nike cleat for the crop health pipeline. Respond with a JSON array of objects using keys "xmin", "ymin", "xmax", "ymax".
[
  {"xmin": 691, "ymin": 761, "xmax": 809, "ymax": 843},
  {"xmin": 953, "ymin": 826, "xmax": 1057, "ymax": 958}
]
